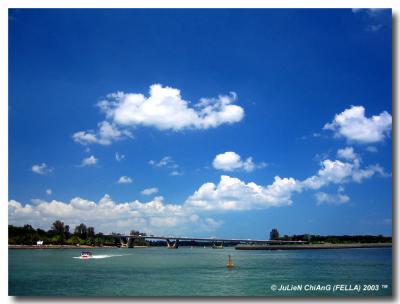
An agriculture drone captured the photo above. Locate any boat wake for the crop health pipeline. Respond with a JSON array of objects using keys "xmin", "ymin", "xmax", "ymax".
[{"xmin": 73, "ymin": 254, "xmax": 127, "ymax": 259}]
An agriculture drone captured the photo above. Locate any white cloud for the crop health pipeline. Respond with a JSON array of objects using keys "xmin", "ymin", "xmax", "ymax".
[
  {"xmin": 73, "ymin": 84, "xmax": 245, "ymax": 146},
  {"xmin": 302, "ymin": 159, "xmax": 354, "ymax": 190},
  {"xmin": 323, "ymin": 105, "xmax": 392, "ymax": 144},
  {"xmin": 337, "ymin": 147, "xmax": 357, "ymax": 161},
  {"xmin": 303, "ymin": 156, "xmax": 387, "ymax": 189},
  {"xmin": 32, "ymin": 163, "xmax": 53, "ymax": 175},
  {"xmin": 149, "ymin": 156, "xmax": 181, "ymax": 175},
  {"xmin": 8, "ymin": 195, "xmax": 220, "ymax": 236},
  {"xmin": 73, "ymin": 121, "xmax": 133, "ymax": 146},
  {"xmin": 70, "ymin": 197, "xmax": 96, "ymax": 210},
  {"xmin": 186, "ymin": 175, "xmax": 301, "ymax": 211},
  {"xmin": 212, "ymin": 151, "xmax": 266, "ymax": 172},
  {"xmin": 115, "ymin": 152, "xmax": 125, "ymax": 161},
  {"xmin": 117, "ymin": 176, "xmax": 133, "ymax": 184},
  {"xmin": 149, "ymin": 156, "xmax": 176, "ymax": 168},
  {"xmin": 315, "ymin": 190, "xmax": 350, "ymax": 206},
  {"xmin": 73, "ymin": 131, "xmax": 97, "ymax": 145},
  {"xmin": 141, "ymin": 188, "xmax": 159, "ymax": 196},
  {"xmin": 46, "ymin": 189, "xmax": 52, "ymax": 195},
  {"xmin": 352, "ymin": 164, "xmax": 388, "ymax": 183},
  {"xmin": 188, "ymin": 154, "xmax": 388, "ymax": 212},
  {"xmin": 99, "ymin": 84, "xmax": 244, "ymax": 131},
  {"xmin": 11, "ymin": 152, "xmax": 390, "ymax": 233},
  {"xmin": 80, "ymin": 155, "xmax": 98, "ymax": 167},
  {"xmin": 170, "ymin": 170, "xmax": 184, "ymax": 176}
]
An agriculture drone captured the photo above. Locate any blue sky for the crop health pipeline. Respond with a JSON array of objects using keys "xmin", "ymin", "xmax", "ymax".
[{"xmin": 8, "ymin": 9, "xmax": 392, "ymax": 238}]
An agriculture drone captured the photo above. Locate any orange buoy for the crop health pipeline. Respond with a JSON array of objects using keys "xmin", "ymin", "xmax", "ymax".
[{"xmin": 226, "ymin": 255, "xmax": 234, "ymax": 268}]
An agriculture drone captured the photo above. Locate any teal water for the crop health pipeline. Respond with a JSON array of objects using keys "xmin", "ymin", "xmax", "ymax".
[{"xmin": 9, "ymin": 247, "xmax": 391, "ymax": 296}]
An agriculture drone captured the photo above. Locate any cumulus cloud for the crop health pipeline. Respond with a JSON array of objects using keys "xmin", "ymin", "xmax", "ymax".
[
  {"xmin": 337, "ymin": 147, "xmax": 357, "ymax": 161},
  {"xmin": 212, "ymin": 151, "xmax": 266, "ymax": 172},
  {"xmin": 352, "ymin": 164, "xmax": 389, "ymax": 183},
  {"xmin": 301, "ymin": 159, "xmax": 353, "ymax": 190},
  {"xmin": 115, "ymin": 152, "xmax": 125, "ymax": 161},
  {"xmin": 100, "ymin": 84, "xmax": 244, "ymax": 130},
  {"xmin": 73, "ymin": 84, "xmax": 245, "ymax": 146},
  {"xmin": 73, "ymin": 121, "xmax": 133, "ymax": 146},
  {"xmin": 32, "ymin": 163, "xmax": 53, "ymax": 175},
  {"xmin": 80, "ymin": 155, "xmax": 98, "ymax": 167},
  {"xmin": 11, "ymin": 151, "xmax": 389, "ymax": 233},
  {"xmin": 323, "ymin": 105, "xmax": 392, "ymax": 144},
  {"xmin": 302, "ymin": 156, "xmax": 387, "ymax": 189},
  {"xmin": 8, "ymin": 195, "xmax": 220, "ymax": 236},
  {"xmin": 46, "ymin": 189, "xmax": 52, "ymax": 195},
  {"xmin": 315, "ymin": 188, "xmax": 350, "ymax": 205},
  {"xmin": 117, "ymin": 176, "xmax": 133, "ymax": 184},
  {"xmin": 188, "ymin": 154, "xmax": 388, "ymax": 211},
  {"xmin": 186, "ymin": 175, "xmax": 301, "ymax": 211},
  {"xmin": 141, "ymin": 188, "xmax": 159, "ymax": 196},
  {"xmin": 70, "ymin": 197, "xmax": 97, "ymax": 210}
]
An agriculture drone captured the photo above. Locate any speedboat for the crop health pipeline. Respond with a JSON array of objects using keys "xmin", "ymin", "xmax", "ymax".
[{"xmin": 80, "ymin": 251, "xmax": 93, "ymax": 259}]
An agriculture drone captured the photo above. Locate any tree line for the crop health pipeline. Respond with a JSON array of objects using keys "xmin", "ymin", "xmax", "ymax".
[
  {"xmin": 8, "ymin": 220, "xmax": 146, "ymax": 246},
  {"xmin": 269, "ymin": 228, "xmax": 392, "ymax": 244},
  {"xmin": 9, "ymin": 222, "xmax": 392, "ymax": 246}
]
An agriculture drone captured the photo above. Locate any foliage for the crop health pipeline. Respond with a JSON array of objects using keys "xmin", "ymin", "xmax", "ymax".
[
  {"xmin": 8, "ymin": 221, "xmax": 146, "ymax": 246},
  {"xmin": 8, "ymin": 222, "xmax": 392, "ymax": 246},
  {"xmin": 277, "ymin": 234, "xmax": 392, "ymax": 244},
  {"xmin": 270, "ymin": 228, "xmax": 280, "ymax": 240}
]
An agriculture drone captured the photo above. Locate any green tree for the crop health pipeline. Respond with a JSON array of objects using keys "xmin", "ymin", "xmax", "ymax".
[
  {"xmin": 51, "ymin": 220, "xmax": 67, "ymax": 244},
  {"xmin": 74, "ymin": 223, "xmax": 87, "ymax": 239},
  {"xmin": 87, "ymin": 227, "xmax": 95, "ymax": 238},
  {"xmin": 64, "ymin": 225, "xmax": 70, "ymax": 238},
  {"xmin": 130, "ymin": 230, "xmax": 140, "ymax": 236},
  {"xmin": 51, "ymin": 220, "xmax": 65, "ymax": 235},
  {"xmin": 270, "ymin": 228, "xmax": 280, "ymax": 240}
]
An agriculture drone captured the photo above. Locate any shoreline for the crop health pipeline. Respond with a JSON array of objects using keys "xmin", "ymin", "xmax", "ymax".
[
  {"xmin": 8, "ymin": 245, "xmax": 118, "ymax": 250},
  {"xmin": 8, "ymin": 243, "xmax": 392, "ymax": 250},
  {"xmin": 235, "ymin": 243, "xmax": 392, "ymax": 250}
]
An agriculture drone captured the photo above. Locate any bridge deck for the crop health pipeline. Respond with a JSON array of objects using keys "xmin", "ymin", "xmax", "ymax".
[{"xmin": 104, "ymin": 234, "xmax": 307, "ymax": 244}]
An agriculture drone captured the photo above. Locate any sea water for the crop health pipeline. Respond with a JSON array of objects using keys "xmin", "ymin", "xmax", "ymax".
[{"xmin": 9, "ymin": 247, "xmax": 392, "ymax": 296}]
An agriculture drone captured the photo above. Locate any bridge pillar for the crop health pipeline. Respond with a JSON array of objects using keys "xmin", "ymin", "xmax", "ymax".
[
  {"xmin": 166, "ymin": 239, "xmax": 179, "ymax": 249},
  {"xmin": 120, "ymin": 237, "xmax": 128, "ymax": 248},
  {"xmin": 127, "ymin": 237, "xmax": 134, "ymax": 248},
  {"xmin": 212, "ymin": 241, "xmax": 224, "ymax": 249},
  {"xmin": 120, "ymin": 237, "xmax": 135, "ymax": 248}
]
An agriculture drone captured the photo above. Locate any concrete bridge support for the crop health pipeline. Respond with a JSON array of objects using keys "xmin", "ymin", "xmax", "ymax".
[
  {"xmin": 120, "ymin": 237, "xmax": 128, "ymax": 248},
  {"xmin": 166, "ymin": 239, "xmax": 179, "ymax": 249},
  {"xmin": 120, "ymin": 237, "xmax": 135, "ymax": 248},
  {"xmin": 212, "ymin": 241, "xmax": 224, "ymax": 249}
]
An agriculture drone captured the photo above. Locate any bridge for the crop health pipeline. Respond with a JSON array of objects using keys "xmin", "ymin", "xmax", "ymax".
[{"xmin": 103, "ymin": 234, "xmax": 307, "ymax": 249}]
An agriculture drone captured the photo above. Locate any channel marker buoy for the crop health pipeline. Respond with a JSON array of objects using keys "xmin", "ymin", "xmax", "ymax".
[{"xmin": 226, "ymin": 255, "xmax": 234, "ymax": 268}]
